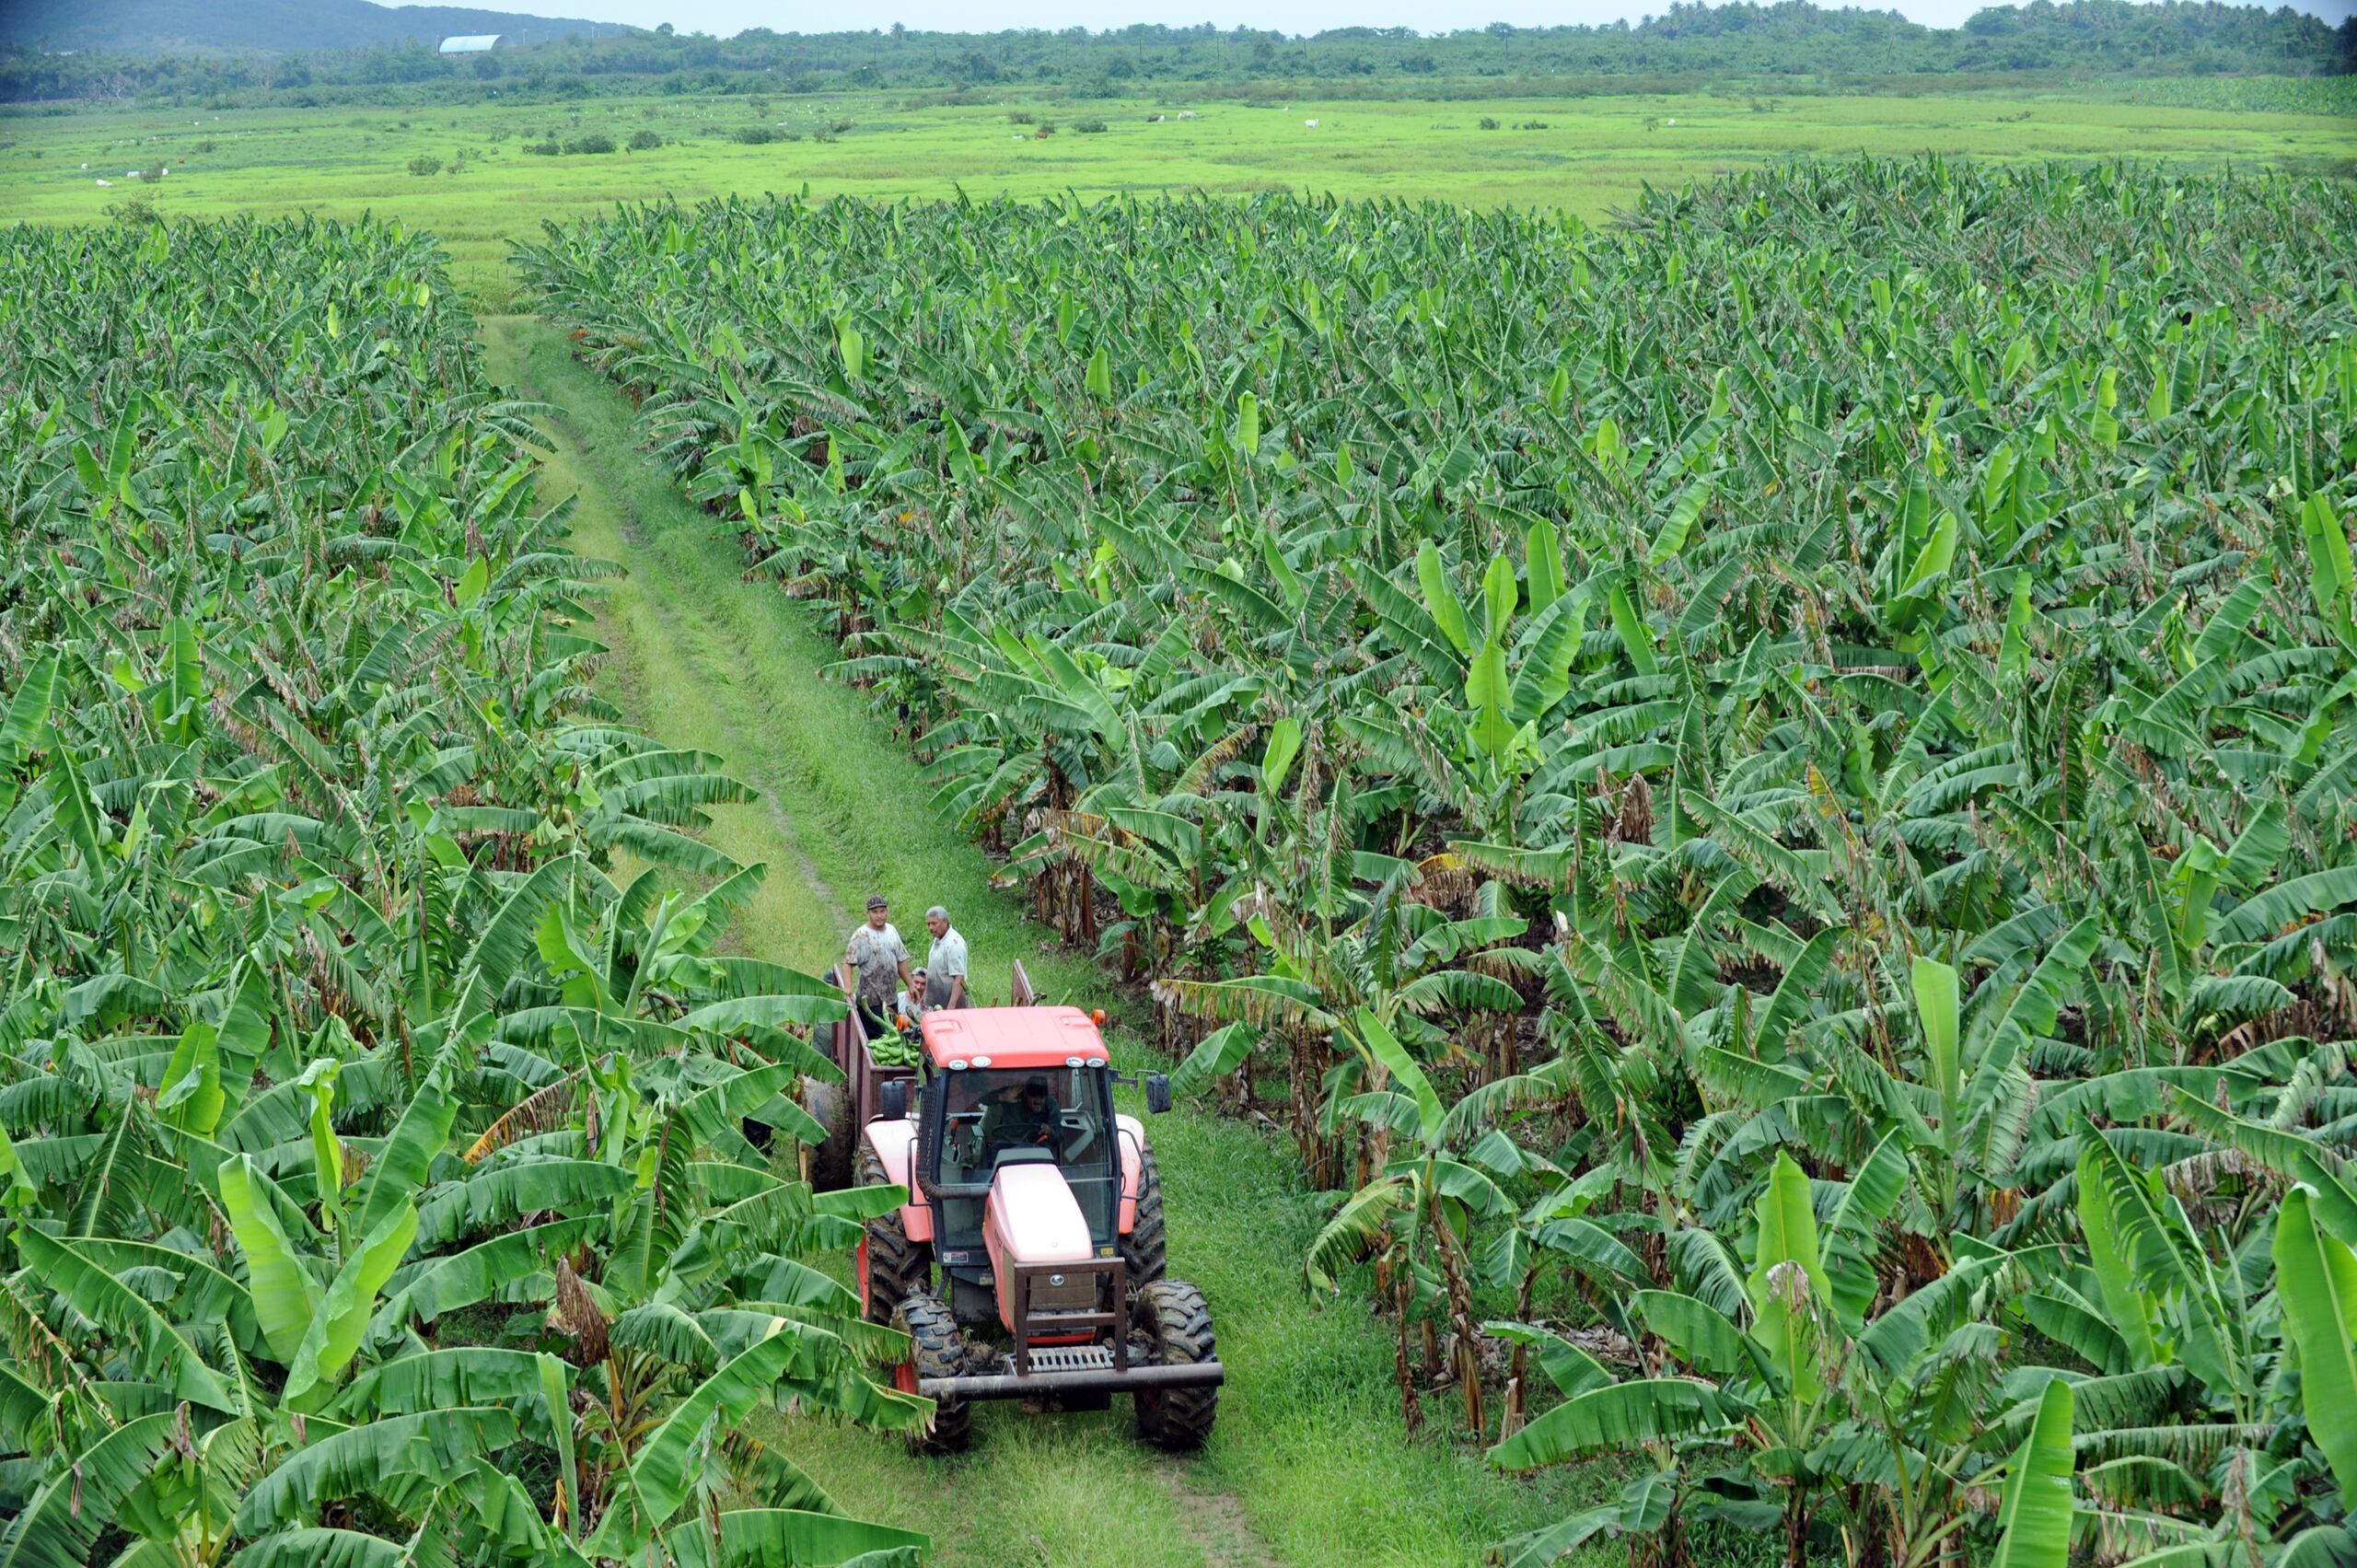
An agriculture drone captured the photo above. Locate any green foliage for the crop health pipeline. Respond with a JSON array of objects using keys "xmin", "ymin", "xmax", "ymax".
[
  {"xmin": 522, "ymin": 155, "xmax": 2357, "ymax": 1568},
  {"xmin": 0, "ymin": 217, "xmax": 910, "ymax": 1568}
]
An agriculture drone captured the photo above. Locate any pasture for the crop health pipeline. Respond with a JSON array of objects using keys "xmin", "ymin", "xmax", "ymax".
[{"xmin": 4, "ymin": 83, "xmax": 2348, "ymax": 303}]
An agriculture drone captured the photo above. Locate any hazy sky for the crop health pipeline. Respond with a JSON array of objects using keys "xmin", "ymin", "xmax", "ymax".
[{"xmin": 409, "ymin": 0, "xmax": 2355, "ymax": 39}]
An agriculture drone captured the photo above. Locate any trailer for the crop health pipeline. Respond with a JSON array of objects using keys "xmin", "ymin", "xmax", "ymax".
[{"xmin": 795, "ymin": 959, "xmax": 923, "ymax": 1191}]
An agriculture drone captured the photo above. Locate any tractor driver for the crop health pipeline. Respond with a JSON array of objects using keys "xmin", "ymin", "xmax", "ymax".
[{"xmin": 979, "ymin": 1074, "xmax": 1063, "ymax": 1157}]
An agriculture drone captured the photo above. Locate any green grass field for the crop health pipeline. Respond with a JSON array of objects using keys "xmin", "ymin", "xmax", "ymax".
[{"xmin": 7, "ymin": 84, "xmax": 2349, "ymax": 303}]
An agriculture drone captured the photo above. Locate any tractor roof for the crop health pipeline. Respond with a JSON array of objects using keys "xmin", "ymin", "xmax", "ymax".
[{"xmin": 919, "ymin": 1005, "xmax": 1109, "ymax": 1072}]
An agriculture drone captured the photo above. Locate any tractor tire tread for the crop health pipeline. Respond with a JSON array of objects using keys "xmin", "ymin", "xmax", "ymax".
[
  {"xmin": 801, "ymin": 1075, "xmax": 853, "ymax": 1192},
  {"xmin": 895, "ymin": 1289, "xmax": 971, "ymax": 1454},
  {"xmin": 1133, "ymin": 1278, "xmax": 1217, "ymax": 1451},
  {"xmin": 1120, "ymin": 1142, "xmax": 1167, "ymax": 1290}
]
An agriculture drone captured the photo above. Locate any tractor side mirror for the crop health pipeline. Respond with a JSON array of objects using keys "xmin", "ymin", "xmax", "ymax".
[
  {"xmin": 877, "ymin": 1079, "xmax": 909, "ymax": 1122},
  {"xmin": 1144, "ymin": 1072, "xmax": 1173, "ymax": 1115}
]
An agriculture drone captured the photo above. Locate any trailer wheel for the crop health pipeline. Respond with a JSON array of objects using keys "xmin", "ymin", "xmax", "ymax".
[
  {"xmin": 858, "ymin": 1142, "xmax": 929, "ymax": 1325},
  {"xmin": 800, "ymin": 1076, "xmax": 852, "ymax": 1191},
  {"xmin": 892, "ymin": 1289, "xmax": 970, "ymax": 1454},
  {"xmin": 1132, "ymin": 1279, "xmax": 1217, "ymax": 1450},
  {"xmin": 1120, "ymin": 1143, "xmax": 1167, "ymax": 1290}
]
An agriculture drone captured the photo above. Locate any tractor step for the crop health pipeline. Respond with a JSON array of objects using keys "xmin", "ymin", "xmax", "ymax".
[
  {"xmin": 1010, "ymin": 1344, "xmax": 1117, "ymax": 1375},
  {"xmin": 919, "ymin": 1355, "xmax": 1225, "ymax": 1402}
]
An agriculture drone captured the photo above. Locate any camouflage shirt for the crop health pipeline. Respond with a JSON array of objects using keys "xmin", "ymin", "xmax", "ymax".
[{"xmin": 845, "ymin": 922, "xmax": 910, "ymax": 1011}]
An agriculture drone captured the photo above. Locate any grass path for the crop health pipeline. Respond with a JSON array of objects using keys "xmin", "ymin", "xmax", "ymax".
[{"xmin": 479, "ymin": 313, "xmax": 1597, "ymax": 1568}]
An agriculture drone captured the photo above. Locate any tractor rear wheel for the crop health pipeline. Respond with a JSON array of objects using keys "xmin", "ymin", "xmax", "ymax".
[
  {"xmin": 892, "ymin": 1290, "xmax": 970, "ymax": 1454},
  {"xmin": 800, "ymin": 1076, "xmax": 851, "ymax": 1191},
  {"xmin": 1132, "ymin": 1279, "xmax": 1217, "ymax": 1450},
  {"xmin": 1120, "ymin": 1143, "xmax": 1167, "ymax": 1290},
  {"xmin": 858, "ymin": 1142, "xmax": 928, "ymax": 1325}
]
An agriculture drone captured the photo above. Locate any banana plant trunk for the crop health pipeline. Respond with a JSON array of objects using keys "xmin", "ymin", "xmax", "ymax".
[
  {"xmin": 1506, "ymin": 1260, "xmax": 1538, "ymax": 1427},
  {"xmin": 1289, "ymin": 1025, "xmax": 1341, "ymax": 1189},
  {"xmin": 1387, "ymin": 1237, "xmax": 1422, "ymax": 1434},
  {"xmin": 1427, "ymin": 1178, "xmax": 1484, "ymax": 1436},
  {"xmin": 1631, "ymin": 1494, "xmax": 1690, "ymax": 1568}
]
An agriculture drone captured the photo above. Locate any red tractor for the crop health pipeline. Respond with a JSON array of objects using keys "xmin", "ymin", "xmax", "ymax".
[{"xmin": 801, "ymin": 965, "xmax": 1221, "ymax": 1453}]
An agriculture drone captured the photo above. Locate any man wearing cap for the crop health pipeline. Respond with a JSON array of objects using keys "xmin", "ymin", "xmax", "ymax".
[
  {"xmin": 844, "ymin": 896, "xmax": 914, "ymax": 1040},
  {"xmin": 921, "ymin": 904, "xmax": 970, "ymax": 1014},
  {"xmin": 981, "ymin": 1073, "xmax": 1063, "ymax": 1156}
]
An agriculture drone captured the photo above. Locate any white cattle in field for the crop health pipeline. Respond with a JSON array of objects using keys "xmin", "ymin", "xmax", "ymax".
[
  {"xmin": 1304, "ymin": 118, "xmax": 1318, "ymax": 127},
  {"xmin": 96, "ymin": 178, "xmax": 111, "ymax": 186}
]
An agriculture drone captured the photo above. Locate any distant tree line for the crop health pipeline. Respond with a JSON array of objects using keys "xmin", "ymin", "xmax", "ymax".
[{"xmin": 3, "ymin": 0, "xmax": 2350, "ymax": 106}]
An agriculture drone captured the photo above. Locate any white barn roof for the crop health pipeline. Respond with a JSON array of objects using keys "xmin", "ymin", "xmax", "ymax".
[{"xmin": 438, "ymin": 35, "xmax": 502, "ymax": 52}]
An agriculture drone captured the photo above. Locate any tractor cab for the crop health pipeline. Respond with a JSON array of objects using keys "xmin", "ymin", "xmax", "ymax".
[{"xmin": 912, "ymin": 1008, "xmax": 1124, "ymax": 1323}]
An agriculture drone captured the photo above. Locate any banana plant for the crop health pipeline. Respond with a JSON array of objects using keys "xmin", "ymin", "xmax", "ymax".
[{"xmin": 1306, "ymin": 1008, "xmax": 1520, "ymax": 1434}]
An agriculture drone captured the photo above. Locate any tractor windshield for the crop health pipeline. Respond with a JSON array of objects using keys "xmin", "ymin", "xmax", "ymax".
[{"xmin": 935, "ymin": 1066, "xmax": 1114, "ymax": 1187}]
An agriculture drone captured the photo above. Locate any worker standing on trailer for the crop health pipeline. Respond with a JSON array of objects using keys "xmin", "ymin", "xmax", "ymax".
[
  {"xmin": 922, "ymin": 904, "xmax": 970, "ymax": 1014},
  {"xmin": 845, "ymin": 895, "xmax": 914, "ymax": 1039}
]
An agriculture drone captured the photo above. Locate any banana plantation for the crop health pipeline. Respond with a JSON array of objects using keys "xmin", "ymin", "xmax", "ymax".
[
  {"xmin": 0, "ymin": 219, "xmax": 929, "ymax": 1564},
  {"xmin": 509, "ymin": 158, "xmax": 2357, "ymax": 1567}
]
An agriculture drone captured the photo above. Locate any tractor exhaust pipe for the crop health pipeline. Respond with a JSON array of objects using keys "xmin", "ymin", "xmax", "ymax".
[{"xmin": 920, "ymin": 1360, "xmax": 1225, "ymax": 1401}]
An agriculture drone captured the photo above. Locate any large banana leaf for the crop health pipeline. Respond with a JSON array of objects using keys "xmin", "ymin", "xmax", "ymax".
[
  {"xmin": 1746, "ymin": 1150, "xmax": 1832, "ymax": 1402},
  {"xmin": 234, "ymin": 1408, "xmax": 521, "ymax": 1536},
  {"xmin": 221, "ymin": 1154, "xmax": 323, "ymax": 1365},
  {"xmin": 2272, "ymin": 1187, "xmax": 2357, "ymax": 1507},
  {"xmin": 9, "ymin": 1227, "xmax": 238, "ymax": 1412},
  {"xmin": 284, "ymin": 1199, "xmax": 422, "ymax": 1406},
  {"xmin": 1911, "ymin": 955, "xmax": 1961, "ymax": 1138},
  {"xmin": 651, "ymin": 1509, "xmax": 928, "ymax": 1568},
  {"xmin": 2076, "ymin": 1132, "xmax": 2240, "ymax": 1399},
  {"xmin": 1491, "ymin": 1379, "xmax": 1730, "ymax": 1470},
  {"xmin": 231, "ymin": 1527, "xmax": 451, "ymax": 1568},
  {"xmin": 592, "ymin": 1325, "xmax": 838, "ymax": 1557},
  {"xmin": 1822, "ymin": 1129, "xmax": 1911, "ymax": 1333},
  {"xmin": 1990, "ymin": 1378, "xmax": 2075, "ymax": 1568},
  {"xmin": 0, "ymin": 1411, "xmax": 179, "ymax": 1568},
  {"xmin": 330, "ymin": 1347, "xmax": 551, "ymax": 1420},
  {"xmin": 352, "ymin": 1069, "xmax": 458, "ymax": 1240},
  {"xmin": 2076, "ymin": 1139, "xmax": 2161, "ymax": 1370},
  {"xmin": 1634, "ymin": 1289, "xmax": 1754, "ymax": 1381}
]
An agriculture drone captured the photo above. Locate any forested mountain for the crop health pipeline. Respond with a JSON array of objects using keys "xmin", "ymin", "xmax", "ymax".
[
  {"xmin": 1, "ymin": 0, "xmax": 2350, "ymax": 104},
  {"xmin": 0, "ymin": 0, "xmax": 598, "ymax": 57}
]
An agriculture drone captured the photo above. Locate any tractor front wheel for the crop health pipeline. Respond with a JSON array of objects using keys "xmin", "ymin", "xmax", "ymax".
[
  {"xmin": 1132, "ymin": 1279, "xmax": 1217, "ymax": 1451},
  {"xmin": 892, "ymin": 1290, "xmax": 971, "ymax": 1454},
  {"xmin": 858, "ymin": 1143, "xmax": 929, "ymax": 1325}
]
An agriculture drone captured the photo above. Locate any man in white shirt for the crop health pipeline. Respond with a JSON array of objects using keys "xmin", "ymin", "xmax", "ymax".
[
  {"xmin": 922, "ymin": 904, "xmax": 970, "ymax": 1014},
  {"xmin": 844, "ymin": 895, "xmax": 914, "ymax": 1039}
]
